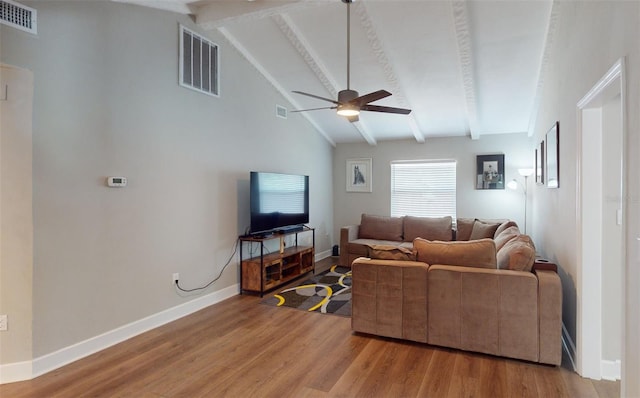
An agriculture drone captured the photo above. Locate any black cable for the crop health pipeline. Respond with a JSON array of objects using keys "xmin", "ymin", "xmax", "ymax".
[{"xmin": 175, "ymin": 238, "xmax": 239, "ymax": 293}]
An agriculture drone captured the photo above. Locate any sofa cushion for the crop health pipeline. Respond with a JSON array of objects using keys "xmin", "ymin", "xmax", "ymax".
[
  {"xmin": 404, "ymin": 216, "xmax": 452, "ymax": 242},
  {"xmin": 359, "ymin": 214, "xmax": 404, "ymax": 241},
  {"xmin": 414, "ymin": 237, "xmax": 497, "ymax": 269},
  {"xmin": 497, "ymin": 235, "xmax": 536, "ymax": 271},
  {"xmin": 494, "ymin": 226, "xmax": 520, "ymax": 251},
  {"xmin": 469, "ymin": 220, "xmax": 501, "ymax": 240},
  {"xmin": 367, "ymin": 244, "xmax": 416, "ymax": 261},
  {"xmin": 456, "ymin": 218, "xmax": 476, "ymax": 241}
]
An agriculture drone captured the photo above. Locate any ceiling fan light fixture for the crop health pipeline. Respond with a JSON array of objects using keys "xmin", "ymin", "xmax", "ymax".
[{"xmin": 337, "ymin": 104, "xmax": 360, "ymax": 117}]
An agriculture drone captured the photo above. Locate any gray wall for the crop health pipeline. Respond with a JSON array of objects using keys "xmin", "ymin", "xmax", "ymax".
[
  {"xmin": 0, "ymin": 1, "xmax": 333, "ymax": 361},
  {"xmin": 333, "ymin": 133, "xmax": 533, "ymax": 240}
]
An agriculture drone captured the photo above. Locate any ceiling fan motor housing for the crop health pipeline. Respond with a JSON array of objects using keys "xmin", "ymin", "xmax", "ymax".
[{"xmin": 338, "ymin": 89, "xmax": 359, "ymax": 103}]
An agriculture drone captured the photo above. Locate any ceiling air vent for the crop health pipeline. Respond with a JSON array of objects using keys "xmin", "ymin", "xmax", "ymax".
[{"xmin": 0, "ymin": 0, "xmax": 37, "ymax": 34}]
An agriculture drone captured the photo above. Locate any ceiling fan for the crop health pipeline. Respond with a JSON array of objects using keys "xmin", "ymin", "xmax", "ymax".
[{"xmin": 292, "ymin": 0, "xmax": 411, "ymax": 122}]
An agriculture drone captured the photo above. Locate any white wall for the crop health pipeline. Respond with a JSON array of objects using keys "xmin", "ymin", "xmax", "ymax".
[
  {"xmin": 0, "ymin": 65, "xmax": 34, "ymax": 365},
  {"xmin": 530, "ymin": 1, "xmax": 639, "ymax": 394},
  {"xmin": 0, "ymin": 1, "xmax": 333, "ymax": 366},
  {"xmin": 333, "ymin": 133, "xmax": 532, "ymax": 240}
]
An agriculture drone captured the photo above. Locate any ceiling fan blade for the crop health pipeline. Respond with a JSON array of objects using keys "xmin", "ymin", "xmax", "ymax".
[
  {"xmin": 291, "ymin": 106, "xmax": 337, "ymax": 113},
  {"xmin": 361, "ymin": 104, "xmax": 412, "ymax": 115},
  {"xmin": 292, "ymin": 91, "xmax": 340, "ymax": 105},
  {"xmin": 354, "ymin": 90, "xmax": 392, "ymax": 105}
]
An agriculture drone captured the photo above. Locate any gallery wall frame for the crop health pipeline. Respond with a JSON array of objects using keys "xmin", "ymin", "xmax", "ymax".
[
  {"xmin": 476, "ymin": 154, "xmax": 505, "ymax": 190},
  {"xmin": 536, "ymin": 140, "xmax": 545, "ymax": 185},
  {"xmin": 546, "ymin": 122, "xmax": 559, "ymax": 188},
  {"xmin": 346, "ymin": 158, "xmax": 372, "ymax": 192}
]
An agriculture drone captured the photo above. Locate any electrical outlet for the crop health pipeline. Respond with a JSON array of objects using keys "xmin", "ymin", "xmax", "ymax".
[
  {"xmin": 172, "ymin": 273, "xmax": 180, "ymax": 284},
  {"xmin": 0, "ymin": 315, "xmax": 7, "ymax": 331}
]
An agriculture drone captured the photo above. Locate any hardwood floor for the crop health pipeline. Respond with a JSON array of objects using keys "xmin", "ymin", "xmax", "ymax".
[{"xmin": 1, "ymin": 257, "xmax": 619, "ymax": 398}]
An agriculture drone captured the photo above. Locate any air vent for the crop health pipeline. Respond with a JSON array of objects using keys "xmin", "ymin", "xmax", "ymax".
[
  {"xmin": 179, "ymin": 25, "xmax": 219, "ymax": 97},
  {"xmin": 276, "ymin": 105, "xmax": 287, "ymax": 119},
  {"xmin": 0, "ymin": 0, "xmax": 37, "ymax": 34}
]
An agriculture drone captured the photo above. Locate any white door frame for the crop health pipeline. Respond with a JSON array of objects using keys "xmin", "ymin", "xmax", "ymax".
[{"xmin": 575, "ymin": 58, "xmax": 626, "ymax": 382}]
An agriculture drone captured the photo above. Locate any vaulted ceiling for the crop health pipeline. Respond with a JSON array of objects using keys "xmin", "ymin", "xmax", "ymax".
[{"xmin": 118, "ymin": 0, "xmax": 557, "ymax": 146}]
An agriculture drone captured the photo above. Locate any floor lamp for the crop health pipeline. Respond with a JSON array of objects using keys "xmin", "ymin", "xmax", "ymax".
[{"xmin": 508, "ymin": 168, "xmax": 534, "ymax": 234}]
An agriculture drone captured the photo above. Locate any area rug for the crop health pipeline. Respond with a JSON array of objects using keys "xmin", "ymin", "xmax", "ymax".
[{"xmin": 261, "ymin": 265, "xmax": 351, "ymax": 317}]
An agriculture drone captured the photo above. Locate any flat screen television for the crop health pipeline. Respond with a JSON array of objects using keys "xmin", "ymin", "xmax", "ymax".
[{"xmin": 250, "ymin": 171, "xmax": 309, "ymax": 235}]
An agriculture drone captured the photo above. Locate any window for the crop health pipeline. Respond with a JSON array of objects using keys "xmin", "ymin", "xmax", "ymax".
[
  {"xmin": 390, "ymin": 160, "xmax": 456, "ymax": 220},
  {"xmin": 179, "ymin": 25, "xmax": 219, "ymax": 97}
]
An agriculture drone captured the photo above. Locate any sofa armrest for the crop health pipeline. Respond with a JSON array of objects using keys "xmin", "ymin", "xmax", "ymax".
[
  {"xmin": 351, "ymin": 258, "xmax": 429, "ymax": 343},
  {"xmin": 339, "ymin": 225, "xmax": 360, "ymax": 266},
  {"xmin": 535, "ymin": 269, "xmax": 563, "ymax": 365}
]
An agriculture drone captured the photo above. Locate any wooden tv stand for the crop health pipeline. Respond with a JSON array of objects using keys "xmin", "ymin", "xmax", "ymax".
[{"xmin": 239, "ymin": 227, "xmax": 315, "ymax": 296}]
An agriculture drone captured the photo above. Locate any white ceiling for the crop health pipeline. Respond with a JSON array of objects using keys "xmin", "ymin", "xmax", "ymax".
[{"xmin": 119, "ymin": 0, "xmax": 557, "ymax": 145}]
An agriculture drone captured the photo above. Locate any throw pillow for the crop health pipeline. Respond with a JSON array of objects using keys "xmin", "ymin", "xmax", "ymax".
[
  {"xmin": 497, "ymin": 235, "xmax": 536, "ymax": 272},
  {"xmin": 403, "ymin": 216, "xmax": 453, "ymax": 242},
  {"xmin": 494, "ymin": 226, "xmax": 520, "ymax": 251},
  {"xmin": 358, "ymin": 214, "xmax": 404, "ymax": 241},
  {"xmin": 367, "ymin": 244, "xmax": 416, "ymax": 261},
  {"xmin": 468, "ymin": 220, "xmax": 501, "ymax": 240},
  {"xmin": 413, "ymin": 237, "xmax": 497, "ymax": 269},
  {"xmin": 455, "ymin": 218, "xmax": 475, "ymax": 241},
  {"xmin": 494, "ymin": 220, "xmax": 519, "ymax": 239}
]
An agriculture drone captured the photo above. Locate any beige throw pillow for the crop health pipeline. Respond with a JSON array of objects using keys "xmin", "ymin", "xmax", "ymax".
[
  {"xmin": 469, "ymin": 220, "xmax": 501, "ymax": 240},
  {"xmin": 494, "ymin": 226, "xmax": 520, "ymax": 251},
  {"xmin": 497, "ymin": 235, "xmax": 536, "ymax": 271},
  {"xmin": 455, "ymin": 218, "xmax": 475, "ymax": 241},
  {"xmin": 413, "ymin": 237, "xmax": 497, "ymax": 269}
]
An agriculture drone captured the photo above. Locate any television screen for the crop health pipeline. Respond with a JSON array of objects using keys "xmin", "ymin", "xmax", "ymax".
[{"xmin": 250, "ymin": 171, "xmax": 309, "ymax": 234}]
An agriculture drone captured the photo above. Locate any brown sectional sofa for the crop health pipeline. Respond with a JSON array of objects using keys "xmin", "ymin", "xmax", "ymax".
[{"xmin": 343, "ymin": 214, "xmax": 563, "ymax": 365}]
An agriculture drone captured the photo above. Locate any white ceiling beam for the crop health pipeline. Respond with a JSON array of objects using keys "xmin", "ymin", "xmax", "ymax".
[
  {"xmin": 217, "ymin": 26, "xmax": 336, "ymax": 147},
  {"xmin": 195, "ymin": 1, "xmax": 328, "ymax": 30},
  {"xmin": 527, "ymin": 0, "xmax": 560, "ymax": 137},
  {"xmin": 355, "ymin": 2, "xmax": 425, "ymax": 144},
  {"xmin": 111, "ymin": 0, "xmax": 194, "ymax": 14},
  {"xmin": 452, "ymin": 0, "xmax": 480, "ymax": 140},
  {"xmin": 273, "ymin": 13, "xmax": 377, "ymax": 146}
]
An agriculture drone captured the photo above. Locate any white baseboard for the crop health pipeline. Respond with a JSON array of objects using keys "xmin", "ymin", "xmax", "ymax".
[
  {"xmin": 601, "ymin": 359, "xmax": 621, "ymax": 381},
  {"xmin": 315, "ymin": 249, "xmax": 331, "ymax": 261},
  {"xmin": 0, "ymin": 283, "xmax": 239, "ymax": 384}
]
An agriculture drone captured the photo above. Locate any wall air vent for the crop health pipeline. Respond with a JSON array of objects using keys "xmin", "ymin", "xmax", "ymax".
[
  {"xmin": 0, "ymin": 0, "xmax": 37, "ymax": 34},
  {"xmin": 276, "ymin": 105, "xmax": 287, "ymax": 119},
  {"xmin": 179, "ymin": 25, "xmax": 219, "ymax": 97}
]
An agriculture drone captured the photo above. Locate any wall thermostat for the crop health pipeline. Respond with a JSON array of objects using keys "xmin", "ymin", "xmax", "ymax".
[{"xmin": 107, "ymin": 176, "xmax": 127, "ymax": 187}]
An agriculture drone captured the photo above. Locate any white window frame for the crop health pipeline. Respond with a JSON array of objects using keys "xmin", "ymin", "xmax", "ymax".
[
  {"xmin": 390, "ymin": 160, "xmax": 457, "ymax": 221},
  {"xmin": 179, "ymin": 25, "xmax": 219, "ymax": 97}
]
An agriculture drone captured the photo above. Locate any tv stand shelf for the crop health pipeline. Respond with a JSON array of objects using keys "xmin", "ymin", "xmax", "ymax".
[{"xmin": 239, "ymin": 227, "xmax": 315, "ymax": 295}]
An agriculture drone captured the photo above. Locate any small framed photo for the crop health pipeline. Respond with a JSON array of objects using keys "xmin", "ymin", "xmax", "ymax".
[
  {"xmin": 546, "ymin": 121, "xmax": 559, "ymax": 188},
  {"xmin": 346, "ymin": 158, "xmax": 372, "ymax": 192},
  {"xmin": 536, "ymin": 140, "xmax": 545, "ymax": 185},
  {"xmin": 476, "ymin": 154, "xmax": 505, "ymax": 190}
]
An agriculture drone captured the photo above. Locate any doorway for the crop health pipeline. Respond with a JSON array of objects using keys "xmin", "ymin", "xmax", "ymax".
[{"xmin": 576, "ymin": 58, "xmax": 625, "ymax": 384}]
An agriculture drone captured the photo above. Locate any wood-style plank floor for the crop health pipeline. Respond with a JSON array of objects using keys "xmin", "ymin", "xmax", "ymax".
[{"xmin": 1, "ymin": 258, "xmax": 620, "ymax": 398}]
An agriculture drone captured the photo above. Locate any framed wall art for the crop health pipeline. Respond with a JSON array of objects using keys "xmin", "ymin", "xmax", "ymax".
[
  {"xmin": 476, "ymin": 154, "xmax": 504, "ymax": 190},
  {"xmin": 346, "ymin": 158, "xmax": 372, "ymax": 192},
  {"xmin": 546, "ymin": 122, "xmax": 559, "ymax": 188},
  {"xmin": 535, "ymin": 140, "xmax": 545, "ymax": 185}
]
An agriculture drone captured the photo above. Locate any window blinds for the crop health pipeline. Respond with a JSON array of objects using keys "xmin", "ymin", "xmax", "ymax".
[{"xmin": 390, "ymin": 160, "xmax": 456, "ymax": 220}]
